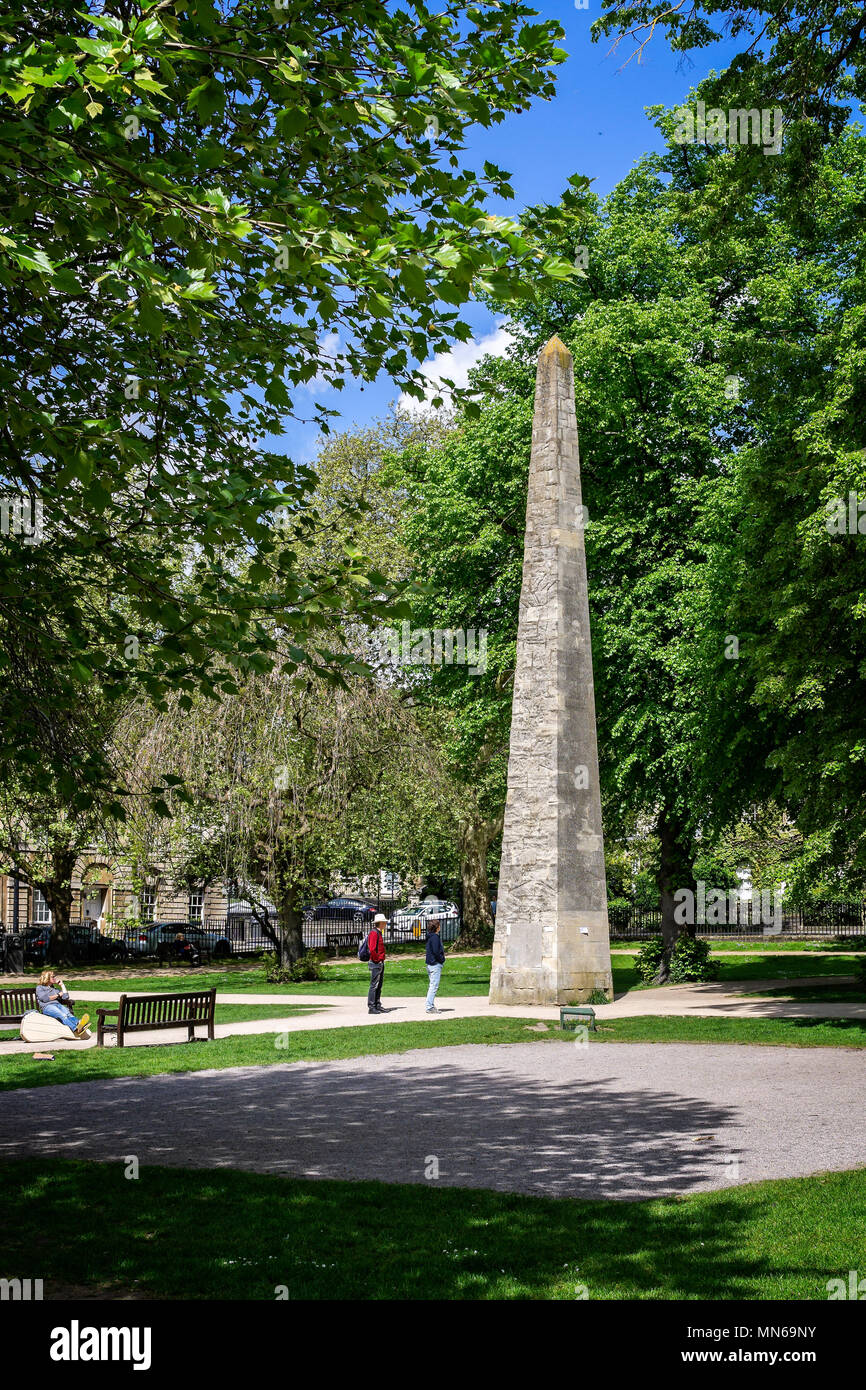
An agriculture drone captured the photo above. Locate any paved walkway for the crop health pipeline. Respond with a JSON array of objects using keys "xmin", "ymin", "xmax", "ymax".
[
  {"xmin": 2, "ymin": 1041, "xmax": 865, "ymax": 1199},
  {"xmin": 1, "ymin": 976, "xmax": 863, "ymax": 1054}
]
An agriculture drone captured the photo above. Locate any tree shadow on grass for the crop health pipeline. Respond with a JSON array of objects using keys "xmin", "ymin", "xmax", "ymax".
[
  {"xmin": 788, "ymin": 1015, "xmax": 866, "ymax": 1039},
  {"xmin": 1, "ymin": 1155, "xmax": 861, "ymax": 1301},
  {"xmin": 3, "ymin": 1042, "xmax": 865, "ymax": 1299}
]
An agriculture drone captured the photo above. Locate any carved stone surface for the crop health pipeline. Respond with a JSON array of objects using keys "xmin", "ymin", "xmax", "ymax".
[{"xmin": 489, "ymin": 336, "xmax": 613, "ymax": 1005}]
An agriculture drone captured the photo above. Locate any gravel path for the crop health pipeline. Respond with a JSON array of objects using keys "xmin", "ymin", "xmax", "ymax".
[{"xmin": 3, "ymin": 1041, "xmax": 866, "ymax": 1200}]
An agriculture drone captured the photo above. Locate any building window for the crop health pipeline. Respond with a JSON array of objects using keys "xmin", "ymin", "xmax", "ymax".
[
  {"xmin": 33, "ymin": 889, "xmax": 52, "ymax": 925},
  {"xmin": 188, "ymin": 889, "xmax": 204, "ymax": 923},
  {"xmin": 140, "ymin": 885, "xmax": 157, "ymax": 921}
]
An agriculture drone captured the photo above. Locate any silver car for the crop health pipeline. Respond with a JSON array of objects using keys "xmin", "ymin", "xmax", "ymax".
[
  {"xmin": 388, "ymin": 899, "xmax": 460, "ymax": 941},
  {"xmin": 123, "ymin": 921, "xmax": 229, "ymax": 960}
]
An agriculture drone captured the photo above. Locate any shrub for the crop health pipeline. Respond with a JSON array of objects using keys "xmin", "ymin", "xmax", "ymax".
[
  {"xmin": 264, "ymin": 951, "xmax": 324, "ymax": 983},
  {"xmin": 634, "ymin": 936, "xmax": 665, "ymax": 983},
  {"xmin": 669, "ymin": 935, "xmax": 719, "ymax": 983},
  {"xmin": 634, "ymin": 934, "xmax": 719, "ymax": 984}
]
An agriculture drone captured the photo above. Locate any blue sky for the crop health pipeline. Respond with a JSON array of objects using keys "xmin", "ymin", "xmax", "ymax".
[{"xmin": 278, "ymin": 3, "xmax": 745, "ymax": 463}]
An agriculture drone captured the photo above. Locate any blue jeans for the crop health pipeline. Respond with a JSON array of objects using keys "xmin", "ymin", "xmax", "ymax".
[
  {"xmin": 426, "ymin": 963, "xmax": 442, "ymax": 1009},
  {"xmin": 41, "ymin": 1002, "xmax": 80, "ymax": 1032}
]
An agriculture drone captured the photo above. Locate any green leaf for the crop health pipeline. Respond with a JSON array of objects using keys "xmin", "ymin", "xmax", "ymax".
[{"xmin": 75, "ymin": 38, "xmax": 114, "ymax": 59}]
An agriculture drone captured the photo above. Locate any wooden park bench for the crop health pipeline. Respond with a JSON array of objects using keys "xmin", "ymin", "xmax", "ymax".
[
  {"xmin": 325, "ymin": 928, "xmax": 364, "ymax": 956},
  {"xmin": 0, "ymin": 987, "xmax": 38, "ymax": 1025},
  {"xmin": 96, "ymin": 989, "xmax": 217, "ymax": 1048}
]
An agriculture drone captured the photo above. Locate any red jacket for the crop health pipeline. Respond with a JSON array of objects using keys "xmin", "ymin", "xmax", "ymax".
[{"xmin": 368, "ymin": 928, "xmax": 386, "ymax": 963}]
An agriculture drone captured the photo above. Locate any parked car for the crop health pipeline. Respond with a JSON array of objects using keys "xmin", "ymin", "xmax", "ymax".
[
  {"xmin": 303, "ymin": 898, "xmax": 377, "ymax": 928},
  {"xmin": 123, "ymin": 921, "xmax": 231, "ymax": 961},
  {"xmin": 21, "ymin": 923, "xmax": 128, "ymax": 964},
  {"xmin": 389, "ymin": 899, "xmax": 460, "ymax": 940},
  {"xmin": 301, "ymin": 897, "xmax": 377, "ymax": 949},
  {"xmin": 23, "ymin": 924, "xmax": 51, "ymax": 964},
  {"xmin": 69, "ymin": 924, "xmax": 129, "ymax": 963}
]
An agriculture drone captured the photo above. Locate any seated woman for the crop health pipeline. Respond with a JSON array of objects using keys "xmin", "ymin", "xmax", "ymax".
[{"xmin": 36, "ymin": 970, "xmax": 90, "ymax": 1039}]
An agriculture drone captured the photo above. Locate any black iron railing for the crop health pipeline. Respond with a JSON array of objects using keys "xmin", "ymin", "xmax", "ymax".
[
  {"xmin": 204, "ymin": 904, "xmax": 463, "ymax": 955},
  {"xmin": 608, "ymin": 901, "xmax": 866, "ymax": 939}
]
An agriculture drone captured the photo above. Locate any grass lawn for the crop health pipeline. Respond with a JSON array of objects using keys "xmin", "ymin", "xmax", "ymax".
[
  {"xmin": 48, "ymin": 949, "xmax": 866, "ymax": 1003},
  {"xmin": 626, "ymin": 955, "xmax": 866, "ymax": 990},
  {"xmin": 1, "ymin": 1156, "xmax": 863, "ymax": 1300},
  {"xmin": 629, "ymin": 938, "xmax": 866, "ymax": 954},
  {"xmin": 711, "ymin": 954, "xmax": 865, "ymax": 984},
  {"xmin": 58, "ymin": 956, "xmax": 497, "ymax": 997},
  {"xmin": 3, "ymin": 1012, "xmax": 866, "ymax": 1093}
]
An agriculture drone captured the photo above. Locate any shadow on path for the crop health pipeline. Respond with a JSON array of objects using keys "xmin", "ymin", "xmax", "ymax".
[{"xmin": 0, "ymin": 1054, "xmax": 743, "ymax": 1201}]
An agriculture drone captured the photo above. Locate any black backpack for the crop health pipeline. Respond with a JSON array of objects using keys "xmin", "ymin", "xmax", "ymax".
[{"xmin": 357, "ymin": 933, "xmax": 371, "ymax": 962}]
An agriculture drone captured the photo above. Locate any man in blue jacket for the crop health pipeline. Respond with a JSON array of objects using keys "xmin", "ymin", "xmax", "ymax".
[{"xmin": 425, "ymin": 919, "xmax": 445, "ymax": 1014}]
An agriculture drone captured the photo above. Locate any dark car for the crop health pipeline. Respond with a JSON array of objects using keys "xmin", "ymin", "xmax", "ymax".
[
  {"xmin": 69, "ymin": 924, "xmax": 129, "ymax": 963},
  {"xmin": 23, "ymin": 924, "xmax": 51, "ymax": 964},
  {"xmin": 23, "ymin": 923, "xmax": 129, "ymax": 964},
  {"xmin": 302, "ymin": 897, "xmax": 377, "ymax": 948},
  {"xmin": 304, "ymin": 897, "xmax": 377, "ymax": 926}
]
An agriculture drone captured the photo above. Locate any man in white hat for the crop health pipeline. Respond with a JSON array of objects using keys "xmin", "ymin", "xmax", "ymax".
[{"xmin": 366, "ymin": 913, "xmax": 388, "ymax": 1014}]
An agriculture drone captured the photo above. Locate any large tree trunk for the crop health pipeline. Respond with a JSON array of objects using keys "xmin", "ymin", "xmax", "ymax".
[
  {"xmin": 655, "ymin": 806, "xmax": 695, "ymax": 983},
  {"xmin": 456, "ymin": 814, "xmax": 501, "ymax": 949},
  {"xmin": 268, "ymin": 882, "xmax": 305, "ymax": 965},
  {"xmin": 42, "ymin": 848, "xmax": 78, "ymax": 965}
]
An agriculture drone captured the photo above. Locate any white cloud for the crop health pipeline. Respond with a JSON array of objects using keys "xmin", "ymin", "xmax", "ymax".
[
  {"xmin": 398, "ymin": 322, "xmax": 514, "ymax": 415},
  {"xmin": 297, "ymin": 330, "xmax": 342, "ymax": 395}
]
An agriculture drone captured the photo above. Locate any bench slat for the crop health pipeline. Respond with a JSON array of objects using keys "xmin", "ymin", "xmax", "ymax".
[{"xmin": 0, "ymin": 988, "xmax": 39, "ymax": 1023}]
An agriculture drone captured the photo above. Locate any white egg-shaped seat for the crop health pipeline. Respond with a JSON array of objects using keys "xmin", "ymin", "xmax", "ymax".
[{"xmin": 19, "ymin": 1011, "xmax": 76, "ymax": 1042}]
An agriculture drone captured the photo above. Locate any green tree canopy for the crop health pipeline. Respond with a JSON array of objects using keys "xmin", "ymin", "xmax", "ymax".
[
  {"xmin": 387, "ymin": 87, "xmax": 866, "ymax": 961},
  {"xmin": 1, "ymin": 0, "xmax": 573, "ymax": 799}
]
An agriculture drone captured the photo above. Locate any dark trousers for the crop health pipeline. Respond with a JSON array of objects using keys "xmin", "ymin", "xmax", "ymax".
[{"xmin": 368, "ymin": 960, "xmax": 384, "ymax": 1010}]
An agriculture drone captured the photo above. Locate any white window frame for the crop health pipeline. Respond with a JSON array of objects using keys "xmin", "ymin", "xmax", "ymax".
[
  {"xmin": 140, "ymin": 885, "xmax": 157, "ymax": 921},
  {"xmin": 33, "ymin": 889, "xmax": 52, "ymax": 925},
  {"xmin": 188, "ymin": 888, "xmax": 204, "ymax": 923}
]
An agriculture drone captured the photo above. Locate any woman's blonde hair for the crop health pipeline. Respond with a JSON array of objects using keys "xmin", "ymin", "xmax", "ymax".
[{"xmin": 38, "ymin": 969, "xmax": 55, "ymax": 985}]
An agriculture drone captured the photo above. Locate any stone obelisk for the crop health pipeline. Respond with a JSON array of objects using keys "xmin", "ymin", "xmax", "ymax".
[{"xmin": 489, "ymin": 335, "xmax": 613, "ymax": 1005}]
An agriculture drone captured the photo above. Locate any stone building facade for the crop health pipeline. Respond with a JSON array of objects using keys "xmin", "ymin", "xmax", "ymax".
[{"xmin": 0, "ymin": 857, "xmax": 232, "ymax": 933}]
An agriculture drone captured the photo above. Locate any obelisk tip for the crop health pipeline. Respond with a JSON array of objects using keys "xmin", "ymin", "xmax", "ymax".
[{"xmin": 539, "ymin": 334, "xmax": 572, "ymax": 365}]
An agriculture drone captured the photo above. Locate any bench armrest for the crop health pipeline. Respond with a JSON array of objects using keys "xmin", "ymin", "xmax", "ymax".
[{"xmin": 96, "ymin": 1007, "xmax": 120, "ymax": 1019}]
